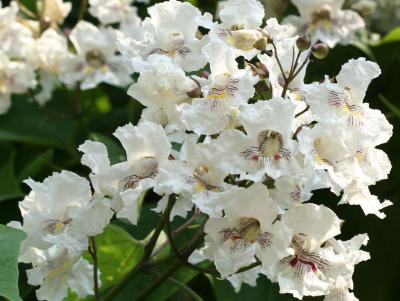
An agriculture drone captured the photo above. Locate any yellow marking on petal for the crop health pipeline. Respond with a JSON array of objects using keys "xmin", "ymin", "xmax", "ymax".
[
  {"xmin": 314, "ymin": 154, "xmax": 324, "ymax": 164},
  {"xmin": 100, "ymin": 65, "xmax": 109, "ymax": 73},
  {"xmin": 207, "ymin": 90, "xmax": 228, "ymax": 100},
  {"xmin": 53, "ymin": 222, "xmax": 65, "ymax": 234},
  {"xmin": 194, "ymin": 182, "xmax": 206, "ymax": 193},
  {"xmin": 47, "ymin": 258, "xmax": 75, "ymax": 279},
  {"xmin": 84, "ymin": 65, "xmax": 94, "ymax": 74}
]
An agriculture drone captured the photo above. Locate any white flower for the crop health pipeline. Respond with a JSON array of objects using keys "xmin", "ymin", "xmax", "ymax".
[
  {"xmin": 218, "ymin": 0, "xmax": 265, "ymax": 29},
  {"xmin": 80, "ymin": 121, "xmax": 171, "ymax": 224},
  {"xmin": 117, "ymin": 0, "xmax": 209, "ymax": 72},
  {"xmin": 181, "ymin": 40, "xmax": 258, "ymax": 135},
  {"xmin": 0, "ymin": 50, "xmax": 36, "ymax": 114},
  {"xmin": 26, "ymin": 251, "xmax": 95, "ymax": 301},
  {"xmin": 274, "ymin": 204, "xmax": 349, "ymax": 299},
  {"xmin": 271, "ymin": 164, "xmax": 329, "ymax": 209},
  {"xmin": 128, "ymin": 54, "xmax": 196, "ymax": 135},
  {"xmin": 89, "ymin": 0, "xmax": 136, "ymax": 24},
  {"xmin": 341, "ymin": 184, "xmax": 392, "ymax": 219},
  {"xmin": 33, "ymin": 28, "xmax": 74, "ymax": 104},
  {"xmin": 0, "ymin": 2, "xmax": 36, "ymax": 59},
  {"xmin": 9, "ymin": 171, "xmax": 112, "ymax": 262},
  {"xmin": 155, "ymin": 135, "xmax": 231, "ymax": 218},
  {"xmin": 61, "ymin": 21, "xmax": 132, "ymax": 90},
  {"xmin": 227, "ymin": 266, "xmax": 261, "ymax": 293},
  {"xmin": 304, "ymin": 58, "xmax": 392, "ymax": 146},
  {"xmin": 212, "ymin": 97, "xmax": 296, "ymax": 181},
  {"xmin": 283, "ymin": 0, "xmax": 365, "ymax": 47},
  {"xmin": 208, "ymin": 0, "xmax": 266, "ymax": 60},
  {"xmin": 203, "ymin": 183, "xmax": 292, "ymax": 277}
]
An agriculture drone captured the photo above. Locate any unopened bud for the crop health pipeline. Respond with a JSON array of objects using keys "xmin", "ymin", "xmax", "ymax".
[
  {"xmin": 351, "ymin": 0, "xmax": 377, "ymax": 17},
  {"xmin": 187, "ymin": 86, "xmax": 202, "ymax": 98},
  {"xmin": 254, "ymin": 37, "xmax": 268, "ymax": 51},
  {"xmin": 296, "ymin": 36, "xmax": 311, "ymax": 52},
  {"xmin": 312, "ymin": 43, "xmax": 329, "ymax": 59}
]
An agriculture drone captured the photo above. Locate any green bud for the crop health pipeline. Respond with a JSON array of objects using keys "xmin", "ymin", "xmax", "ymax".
[
  {"xmin": 312, "ymin": 43, "xmax": 330, "ymax": 59},
  {"xmin": 296, "ymin": 36, "xmax": 311, "ymax": 52}
]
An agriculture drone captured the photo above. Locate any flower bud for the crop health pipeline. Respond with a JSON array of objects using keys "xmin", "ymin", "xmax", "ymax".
[
  {"xmin": 351, "ymin": 0, "xmax": 377, "ymax": 17},
  {"xmin": 254, "ymin": 37, "xmax": 268, "ymax": 51},
  {"xmin": 187, "ymin": 85, "xmax": 202, "ymax": 98},
  {"xmin": 296, "ymin": 36, "xmax": 311, "ymax": 52},
  {"xmin": 312, "ymin": 43, "xmax": 329, "ymax": 59}
]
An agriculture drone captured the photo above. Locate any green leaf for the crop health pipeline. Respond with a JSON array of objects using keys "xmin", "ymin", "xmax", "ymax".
[
  {"xmin": 94, "ymin": 224, "xmax": 144, "ymax": 290},
  {"xmin": 380, "ymin": 27, "xmax": 400, "ymax": 45},
  {"xmin": 114, "ymin": 265, "xmax": 198, "ymax": 301},
  {"xmin": 64, "ymin": 225, "xmax": 144, "ymax": 301},
  {"xmin": 0, "ymin": 224, "xmax": 27, "ymax": 301},
  {"xmin": 0, "ymin": 97, "xmax": 79, "ymax": 148},
  {"xmin": 89, "ymin": 133, "xmax": 126, "ymax": 164},
  {"xmin": 17, "ymin": 149, "xmax": 54, "ymax": 181},
  {"xmin": 0, "ymin": 148, "xmax": 23, "ymax": 202},
  {"xmin": 379, "ymin": 94, "xmax": 400, "ymax": 119}
]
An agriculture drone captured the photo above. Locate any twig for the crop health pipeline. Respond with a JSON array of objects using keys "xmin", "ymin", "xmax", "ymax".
[
  {"xmin": 164, "ymin": 196, "xmax": 219, "ymax": 276},
  {"xmin": 88, "ymin": 237, "xmax": 100, "ymax": 301},
  {"xmin": 101, "ymin": 204, "xmax": 168, "ymax": 301},
  {"xmin": 295, "ymin": 105, "xmax": 310, "ymax": 118},
  {"xmin": 78, "ymin": 0, "xmax": 88, "ymax": 21},
  {"xmin": 271, "ymin": 41, "xmax": 287, "ymax": 82}
]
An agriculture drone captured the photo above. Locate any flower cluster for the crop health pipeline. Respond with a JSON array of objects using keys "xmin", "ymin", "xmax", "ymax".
[
  {"xmin": 0, "ymin": 0, "xmax": 145, "ymax": 113},
  {"xmin": 8, "ymin": 0, "xmax": 393, "ymax": 300}
]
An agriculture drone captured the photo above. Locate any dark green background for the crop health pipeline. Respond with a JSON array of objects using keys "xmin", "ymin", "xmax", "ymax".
[{"xmin": 1, "ymin": 1, "xmax": 399, "ymax": 300}]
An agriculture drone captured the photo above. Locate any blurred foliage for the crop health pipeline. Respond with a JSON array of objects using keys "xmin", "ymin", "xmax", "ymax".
[{"xmin": 1, "ymin": 0, "xmax": 400, "ymax": 301}]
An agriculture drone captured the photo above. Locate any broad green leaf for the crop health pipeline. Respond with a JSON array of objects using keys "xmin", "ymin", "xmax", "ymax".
[
  {"xmin": 0, "ymin": 97, "xmax": 79, "ymax": 148},
  {"xmin": 93, "ymin": 224, "xmax": 144, "ymax": 290},
  {"xmin": 0, "ymin": 224, "xmax": 27, "ymax": 301},
  {"xmin": 65, "ymin": 225, "xmax": 144, "ymax": 301},
  {"xmin": 114, "ymin": 265, "xmax": 198, "ymax": 301},
  {"xmin": 0, "ymin": 148, "xmax": 23, "ymax": 202},
  {"xmin": 380, "ymin": 27, "xmax": 400, "ymax": 45},
  {"xmin": 17, "ymin": 149, "xmax": 54, "ymax": 181},
  {"xmin": 89, "ymin": 133, "xmax": 126, "ymax": 164}
]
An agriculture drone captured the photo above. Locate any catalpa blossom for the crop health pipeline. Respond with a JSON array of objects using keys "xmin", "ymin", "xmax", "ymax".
[
  {"xmin": 0, "ymin": 2, "xmax": 36, "ymax": 59},
  {"xmin": 33, "ymin": 28, "xmax": 74, "ymax": 104},
  {"xmin": 62, "ymin": 21, "xmax": 132, "ymax": 90},
  {"xmin": 80, "ymin": 121, "xmax": 171, "ymax": 224},
  {"xmin": 203, "ymin": 184, "xmax": 292, "ymax": 277},
  {"xmin": 283, "ymin": 0, "xmax": 365, "ymax": 47},
  {"xmin": 0, "ymin": 50, "xmax": 36, "ymax": 113},
  {"xmin": 181, "ymin": 39, "xmax": 258, "ymax": 135},
  {"xmin": 8, "ymin": 1, "xmax": 393, "ymax": 300},
  {"xmin": 26, "ymin": 251, "xmax": 95, "ymax": 301},
  {"xmin": 275, "ymin": 204, "xmax": 369, "ymax": 299},
  {"xmin": 8, "ymin": 171, "xmax": 112, "ymax": 262},
  {"xmin": 210, "ymin": 0, "xmax": 267, "ymax": 60},
  {"xmin": 117, "ymin": 0, "xmax": 210, "ymax": 72}
]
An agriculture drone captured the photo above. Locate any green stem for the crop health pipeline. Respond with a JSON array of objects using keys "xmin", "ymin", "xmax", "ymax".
[
  {"xmin": 101, "ymin": 201, "xmax": 171, "ymax": 301},
  {"xmin": 88, "ymin": 237, "xmax": 100, "ymax": 301}
]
